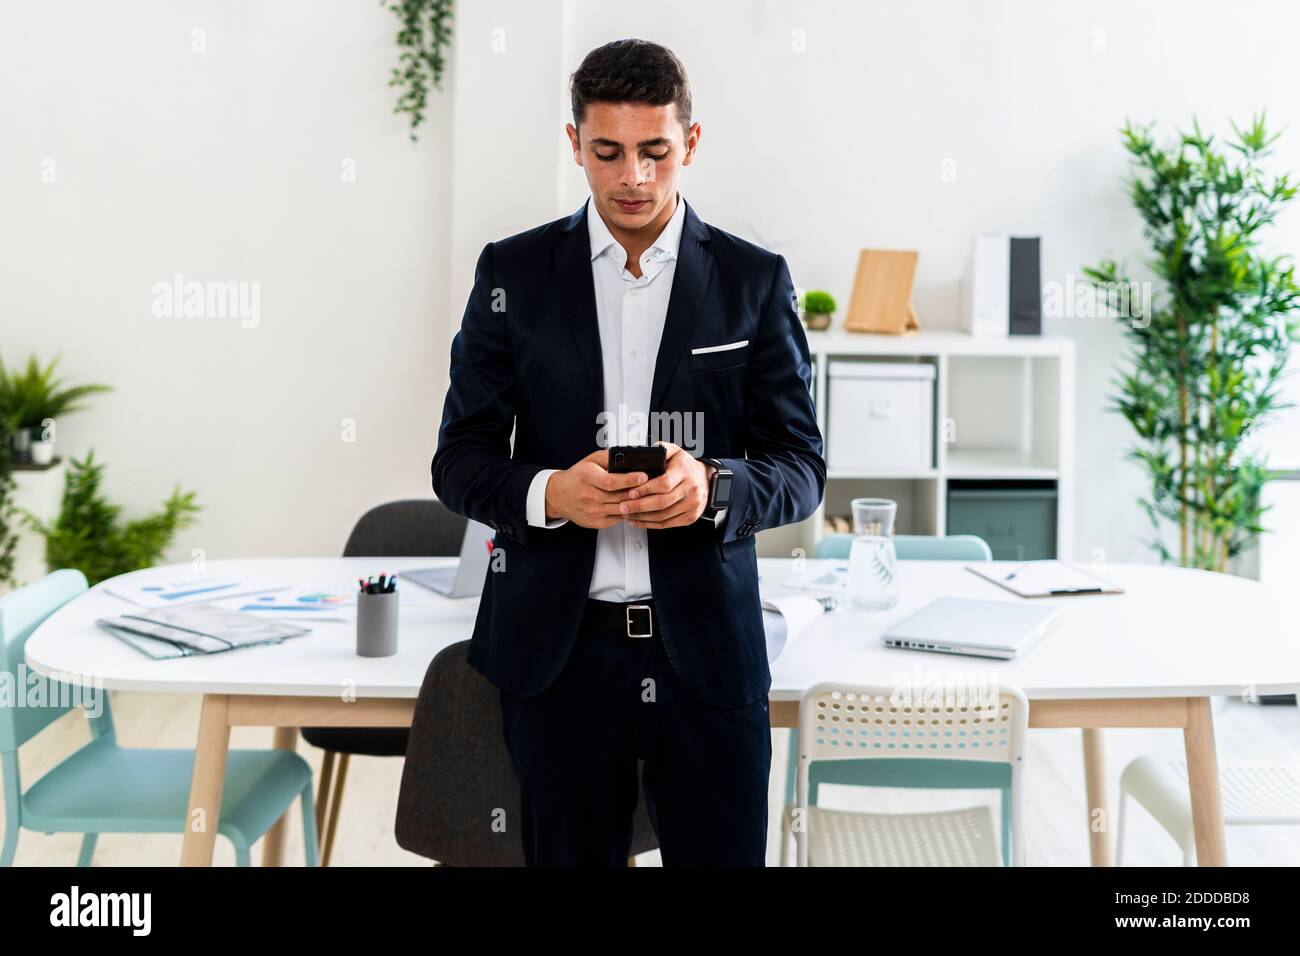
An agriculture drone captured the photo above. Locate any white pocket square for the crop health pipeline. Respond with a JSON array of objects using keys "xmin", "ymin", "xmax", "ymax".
[{"xmin": 691, "ymin": 339, "xmax": 749, "ymax": 355}]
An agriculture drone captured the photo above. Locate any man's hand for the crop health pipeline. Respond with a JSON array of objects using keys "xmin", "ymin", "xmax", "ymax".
[
  {"xmin": 544, "ymin": 449, "xmax": 650, "ymax": 528},
  {"xmin": 621, "ymin": 441, "xmax": 714, "ymax": 530}
]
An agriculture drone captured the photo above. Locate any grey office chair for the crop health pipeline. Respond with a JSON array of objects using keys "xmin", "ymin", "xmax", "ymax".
[
  {"xmin": 395, "ymin": 640, "xmax": 660, "ymax": 865},
  {"xmin": 300, "ymin": 499, "xmax": 467, "ymax": 865}
]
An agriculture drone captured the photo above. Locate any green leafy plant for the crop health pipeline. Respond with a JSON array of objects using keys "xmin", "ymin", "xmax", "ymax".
[
  {"xmin": 22, "ymin": 450, "xmax": 200, "ymax": 586},
  {"xmin": 1086, "ymin": 115, "xmax": 1300, "ymax": 571},
  {"xmin": 0, "ymin": 416, "xmax": 17, "ymax": 587},
  {"xmin": 0, "ymin": 353, "xmax": 112, "ymax": 433},
  {"xmin": 803, "ymin": 290, "xmax": 837, "ymax": 315},
  {"xmin": 383, "ymin": 0, "xmax": 454, "ymax": 142}
]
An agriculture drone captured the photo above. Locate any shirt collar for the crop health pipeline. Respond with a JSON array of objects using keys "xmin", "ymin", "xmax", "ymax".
[{"xmin": 587, "ymin": 192, "xmax": 687, "ymax": 264}]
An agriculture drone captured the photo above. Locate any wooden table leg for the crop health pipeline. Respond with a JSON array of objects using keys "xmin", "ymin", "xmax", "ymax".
[
  {"xmin": 260, "ymin": 726, "xmax": 299, "ymax": 866},
  {"xmin": 181, "ymin": 694, "xmax": 231, "ymax": 866},
  {"xmin": 1082, "ymin": 728, "xmax": 1112, "ymax": 867},
  {"xmin": 1184, "ymin": 696, "xmax": 1228, "ymax": 866}
]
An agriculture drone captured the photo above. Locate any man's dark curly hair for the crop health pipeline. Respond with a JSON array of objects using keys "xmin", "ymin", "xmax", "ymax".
[{"xmin": 569, "ymin": 39, "xmax": 692, "ymax": 136}]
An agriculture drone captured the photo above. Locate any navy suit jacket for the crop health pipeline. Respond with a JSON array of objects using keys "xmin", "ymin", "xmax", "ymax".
[{"xmin": 431, "ymin": 198, "xmax": 826, "ymax": 708}]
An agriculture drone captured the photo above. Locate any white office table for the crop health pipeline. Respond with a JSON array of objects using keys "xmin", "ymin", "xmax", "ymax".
[{"xmin": 25, "ymin": 557, "xmax": 1300, "ymax": 867}]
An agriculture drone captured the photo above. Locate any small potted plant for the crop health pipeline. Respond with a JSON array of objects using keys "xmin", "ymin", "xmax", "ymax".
[
  {"xmin": 802, "ymin": 290, "xmax": 837, "ymax": 331},
  {"xmin": 0, "ymin": 354, "xmax": 112, "ymax": 466}
]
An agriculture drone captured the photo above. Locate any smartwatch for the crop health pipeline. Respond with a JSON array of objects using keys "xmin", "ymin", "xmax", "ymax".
[{"xmin": 699, "ymin": 457, "xmax": 734, "ymax": 523}]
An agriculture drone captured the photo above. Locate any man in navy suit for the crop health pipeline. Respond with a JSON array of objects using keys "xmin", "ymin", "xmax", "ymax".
[{"xmin": 431, "ymin": 38, "xmax": 825, "ymax": 865}]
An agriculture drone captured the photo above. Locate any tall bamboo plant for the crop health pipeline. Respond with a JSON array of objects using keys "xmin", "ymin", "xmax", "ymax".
[{"xmin": 1087, "ymin": 116, "xmax": 1300, "ymax": 572}]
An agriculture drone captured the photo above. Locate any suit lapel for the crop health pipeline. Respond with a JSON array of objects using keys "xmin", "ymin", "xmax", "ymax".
[
  {"xmin": 554, "ymin": 200, "xmax": 603, "ymax": 412},
  {"xmin": 650, "ymin": 200, "xmax": 712, "ymax": 413}
]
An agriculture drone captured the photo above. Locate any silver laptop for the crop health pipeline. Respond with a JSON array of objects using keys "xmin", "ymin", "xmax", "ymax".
[
  {"xmin": 399, "ymin": 519, "xmax": 496, "ymax": 598},
  {"xmin": 881, "ymin": 597, "xmax": 1061, "ymax": 660}
]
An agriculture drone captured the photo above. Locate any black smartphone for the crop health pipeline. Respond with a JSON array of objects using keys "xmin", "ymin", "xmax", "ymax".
[{"xmin": 608, "ymin": 445, "xmax": 667, "ymax": 478}]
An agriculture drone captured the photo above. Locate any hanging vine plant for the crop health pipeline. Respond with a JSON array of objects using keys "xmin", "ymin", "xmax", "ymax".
[{"xmin": 383, "ymin": 0, "xmax": 454, "ymax": 142}]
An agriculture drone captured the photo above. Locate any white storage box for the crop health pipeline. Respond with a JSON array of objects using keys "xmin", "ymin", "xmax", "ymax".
[{"xmin": 827, "ymin": 361, "xmax": 936, "ymax": 473}]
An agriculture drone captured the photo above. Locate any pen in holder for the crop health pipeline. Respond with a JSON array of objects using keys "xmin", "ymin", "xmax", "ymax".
[{"xmin": 356, "ymin": 577, "xmax": 399, "ymax": 657}]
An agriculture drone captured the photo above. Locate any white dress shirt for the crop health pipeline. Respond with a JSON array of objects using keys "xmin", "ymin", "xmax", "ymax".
[{"xmin": 524, "ymin": 192, "xmax": 688, "ymax": 601}]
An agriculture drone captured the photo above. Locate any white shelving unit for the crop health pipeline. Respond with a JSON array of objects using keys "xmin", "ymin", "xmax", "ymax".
[{"xmin": 758, "ymin": 328, "xmax": 1075, "ymax": 560}]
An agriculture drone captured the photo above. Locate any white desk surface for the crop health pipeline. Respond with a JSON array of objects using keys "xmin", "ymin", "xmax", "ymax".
[{"xmin": 24, "ymin": 557, "xmax": 1300, "ymax": 702}]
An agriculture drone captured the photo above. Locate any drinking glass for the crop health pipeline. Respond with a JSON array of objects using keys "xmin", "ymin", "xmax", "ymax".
[{"xmin": 846, "ymin": 498, "xmax": 899, "ymax": 610}]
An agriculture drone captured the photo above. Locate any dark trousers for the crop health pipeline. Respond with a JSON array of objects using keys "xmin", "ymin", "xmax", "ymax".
[{"xmin": 498, "ymin": 608, "xmax": 772, "ymax": 865}]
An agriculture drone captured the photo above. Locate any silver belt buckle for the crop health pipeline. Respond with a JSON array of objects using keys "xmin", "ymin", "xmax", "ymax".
[{"xmin": 625, "ymin": 604, "xmax": 653, "ymax": 639}]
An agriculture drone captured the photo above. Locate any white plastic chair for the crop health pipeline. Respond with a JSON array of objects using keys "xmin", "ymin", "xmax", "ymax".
[
  {"xmin": 794, "ymin": 682, "xmax": 1029, "ymax": 866},
  {"xmin": 1117, "ymin": 755, "xmax": 1300, "ymax": 866}
]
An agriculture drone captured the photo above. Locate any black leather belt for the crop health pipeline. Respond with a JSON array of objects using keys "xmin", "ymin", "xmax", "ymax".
[{"xmin": 583, "ymin": 598, "xmax": 656, "ymax": 638}]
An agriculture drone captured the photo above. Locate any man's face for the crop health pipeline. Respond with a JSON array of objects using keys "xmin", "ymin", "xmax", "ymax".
[{"xmin": 566, "ymin": 101, "xmax": 700, "ymax": 233}]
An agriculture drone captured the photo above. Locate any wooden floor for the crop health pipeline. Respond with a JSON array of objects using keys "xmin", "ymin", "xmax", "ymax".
[{"xmin": 6, "ymin": 692, "xmax": 1299, "ymax": 866}]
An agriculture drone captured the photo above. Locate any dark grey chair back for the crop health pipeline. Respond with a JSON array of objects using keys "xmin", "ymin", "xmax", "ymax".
[
  {"xmin": 344, "ymin": 499, "xmax": 467, "ymax": 560},
  {"xmin": 396, "ymin": 641, "xmax": 660, "ymax": 865}
]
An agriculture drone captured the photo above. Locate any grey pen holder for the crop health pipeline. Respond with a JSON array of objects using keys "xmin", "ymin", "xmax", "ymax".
[{"xmin": 356, "ymin": 589, "xmax": 399, "ymax": 657}]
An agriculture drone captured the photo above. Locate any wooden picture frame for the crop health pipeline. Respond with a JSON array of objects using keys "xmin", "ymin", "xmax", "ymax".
[{"xmin": 843, "ymin": 249, "xmax": 920, "ymax": 335}]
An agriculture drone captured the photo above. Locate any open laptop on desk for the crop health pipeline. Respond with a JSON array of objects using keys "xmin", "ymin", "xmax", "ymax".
[{"xmin": 399, "ymin": 519, "xmax": 496, "ymax": 598}]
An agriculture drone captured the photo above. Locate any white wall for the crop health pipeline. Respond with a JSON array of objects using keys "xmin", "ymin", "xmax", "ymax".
[
  {"xmin": 1, "ymin": 1, "xmax": 451, "ymax": 563},
  {"xmin": 445, "ymin": 1, "xmax": 567, "ymax": 355},
  {"xmin": 3, "ymin": 0, "xmax": 1298, "ymax": 568}
]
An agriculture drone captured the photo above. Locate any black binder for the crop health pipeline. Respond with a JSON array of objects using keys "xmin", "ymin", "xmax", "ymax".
[{"xmin": 1009, "ymin": 236, "xmax": 1041, "ymax": 335}]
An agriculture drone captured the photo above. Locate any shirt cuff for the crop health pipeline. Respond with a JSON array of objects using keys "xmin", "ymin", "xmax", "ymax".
[{"xmin": 526, "ymin": 469, "xmax": 568, "ymax": 528}]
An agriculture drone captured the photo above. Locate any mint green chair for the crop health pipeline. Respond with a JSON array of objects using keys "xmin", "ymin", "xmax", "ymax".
[
  {"xmin": 781, "ymin": 533, "xmax": 1013, "ymax": 865},
  {"xmin": 1, "ymin": 570, "xmax": 320, "ymax": 867},
  {"xmin": 813, "ymin": 533, "xmax": 993, "ymax": 562}
]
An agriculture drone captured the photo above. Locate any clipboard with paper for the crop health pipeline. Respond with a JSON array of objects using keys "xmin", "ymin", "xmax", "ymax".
[{"xmin": 966, "ymin": 560, "xmax": 1123, "ymax": 598}]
